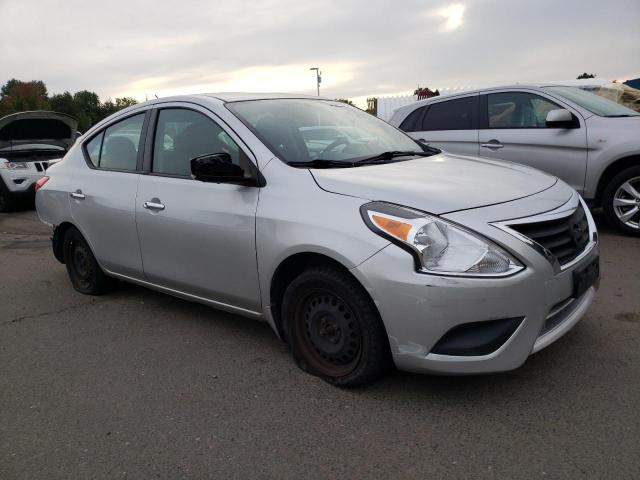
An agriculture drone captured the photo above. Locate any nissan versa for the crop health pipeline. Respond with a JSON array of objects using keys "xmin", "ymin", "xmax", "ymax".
[{"xmin": 36, "ymin": 94, "xmax": 600, "ymax": 386}]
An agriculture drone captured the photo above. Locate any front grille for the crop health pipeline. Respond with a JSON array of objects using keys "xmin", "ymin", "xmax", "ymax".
[
  {"xmin": 33, "ymin": 162, "xmax": 49, "ymax": 172},
  {"xmin": 509, "ymin": 204, "xmax": 589, "ymax": 266}
]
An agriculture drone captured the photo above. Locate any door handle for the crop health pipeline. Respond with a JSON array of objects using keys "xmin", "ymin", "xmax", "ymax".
[
  {"xmin": 70, "ymin": 191, "xmax": 86, "ymax": 200},
  {"xmin": 143, "ymin": 201, "xmax": 165, "ymax": 211},
  {"xmin": 480, "ymin": 140, "xmax": 504, "ymax": 150}
]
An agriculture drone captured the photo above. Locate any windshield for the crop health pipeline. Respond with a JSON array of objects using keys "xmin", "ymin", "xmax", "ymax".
[
  {"xmin": 227, "ymin": 99, "xmax": 421, "ymax": 165},
  {"xmin": 546, "ymin": 86, "xmax": 640, "ymax": 117}
]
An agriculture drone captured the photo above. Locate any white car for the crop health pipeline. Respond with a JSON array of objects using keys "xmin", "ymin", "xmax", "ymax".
[
  {"xmin": 389, "ymin": 85, "xmax": 640, "ymax": 235},
  {"xmin": 0, "ymin": 111, "xmax": 78, "ymax": 212}
]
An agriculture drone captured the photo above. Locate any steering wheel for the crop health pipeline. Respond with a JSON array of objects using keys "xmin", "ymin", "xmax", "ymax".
[{"xmin": 319, "ymin": 136, "xmax": 351, "ymax": 157}]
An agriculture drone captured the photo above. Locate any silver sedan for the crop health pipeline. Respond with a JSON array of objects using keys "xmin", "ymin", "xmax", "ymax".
[{"xmin": 36, "ymin": 93, "xmax": 599, "ymax": 386}]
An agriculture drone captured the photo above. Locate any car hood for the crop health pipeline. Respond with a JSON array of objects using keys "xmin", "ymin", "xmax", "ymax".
[
  {"xmin": 310, "ymin": 153, "xmax": 558, "ymax": 214},
  {"xmin": 0, "ymin": 111, "xmax": 78, "ymax": 151}
]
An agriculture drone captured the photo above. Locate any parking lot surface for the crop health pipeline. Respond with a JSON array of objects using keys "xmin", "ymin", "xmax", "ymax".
[{"xmin": 1, "ymin": 210, "xmax": 639, "ymax": 479}]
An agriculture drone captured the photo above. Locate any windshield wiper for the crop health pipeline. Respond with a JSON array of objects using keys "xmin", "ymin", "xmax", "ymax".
[
  {"xmin": 353, "ymin": 150, "xmax": 436, "ymax": 165},
  {"xmin": 288, "ymin": 149, "xmax": 440, "ymax": 169},
  {"xmin": 288, "ymin": 159, "xmax": 355, "ymax": 169}
]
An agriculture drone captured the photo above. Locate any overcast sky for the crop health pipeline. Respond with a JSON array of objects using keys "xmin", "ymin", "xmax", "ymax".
[{"xmin": 1, "ymin": 0, "xmax": 639, "ymax": 107}]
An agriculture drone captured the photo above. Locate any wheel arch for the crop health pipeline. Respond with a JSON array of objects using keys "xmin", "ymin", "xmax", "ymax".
[
  {"xmin": 52, "ymin": 221, "xmax": 77, "ymax": 263},
  {"xmin": 268, "ymin": 252, "xmax": 378, "ymax": 342},
  {"xmin": 594, "ymin": 154, "xmax": 640, "ymax": 207}
]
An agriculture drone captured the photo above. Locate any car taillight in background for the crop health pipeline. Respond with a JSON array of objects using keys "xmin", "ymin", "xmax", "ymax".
[{"xmin": 35, "ymin": 176, "xmax": 50, "ymax": 193}]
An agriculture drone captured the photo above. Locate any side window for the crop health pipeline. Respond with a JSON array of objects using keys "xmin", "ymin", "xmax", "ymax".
[
  {"xmin": 152, "ymin": 109, "xmax": 248, "ymax": 177},
  {"xmin": 399, "ymin": 106, "xmax": 426, "ymax": 132},
  {"xmin": 487, "ymin": 92, "xmax": 562, "ymax": 128},
  {"xmin": 85, "ymin": 131, "xmax": 103, "ymax": 167},
  {"xmin": 85, "ymin": 114, "xmax": 145, "ymax": 170},
  {"xmin": 420, "ymin": 97, "xmax": 476, "ymax": 131}
]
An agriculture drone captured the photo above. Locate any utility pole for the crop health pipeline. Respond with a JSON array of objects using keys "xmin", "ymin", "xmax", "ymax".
[{"xmin": 309, "ymin": 67, "xmax": 321, "ymax": 96}]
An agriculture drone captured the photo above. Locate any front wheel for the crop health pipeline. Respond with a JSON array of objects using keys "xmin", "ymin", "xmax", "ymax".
[
  {"xmin": 603, "ymin": 166, "xmax": 640, "ymax": 236},
  {"xmin": 63, "ymin": 227, "xmax": 113, "ymax": 295},
  {"xmin": 0, "ymin": 181, "xmax": 16, "ymax": 213},
  {"xmin": 281, "ymin": 266, "xmax": 391, "ymax": 387}
]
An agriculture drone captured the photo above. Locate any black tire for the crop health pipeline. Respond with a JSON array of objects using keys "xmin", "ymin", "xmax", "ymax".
[
  {"xmin": 602, "ymin": 165, "xmax": 640, "ymax": 236},
  {"xmin": 63, "ymin": 227, "xmax": 112, "ymax": 295},
  {"xmin": 0, "ymin": 180, "xmax": 16, "ymax": 213},
  {"xmin": 281, "ymin": 265, "xmax": 392, "ymax": 387}
]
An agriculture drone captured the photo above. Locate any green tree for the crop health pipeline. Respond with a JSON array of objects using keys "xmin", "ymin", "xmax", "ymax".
[
  {"xmin": 0, "ymin": 79, "xmax": 49, "ymax": 115},
  {"xmin": 577, "ymin": 72, "xmax": 596, "ymax": 79},
  {"xmin": 49, "ymin": 91, "xmax": 78, "ymax": 117},
  {"xmin": 73, "ymin": 90, "xmax": 101, "ymax": 131},
  {"xmin": 99, "ymin": 97, "xmax": 138, "ymax": 121}
]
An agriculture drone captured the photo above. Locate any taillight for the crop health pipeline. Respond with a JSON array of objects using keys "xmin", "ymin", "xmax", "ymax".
[{"xmin": 35, "ymin": 176, "xmax": 50, "ymax": 193}]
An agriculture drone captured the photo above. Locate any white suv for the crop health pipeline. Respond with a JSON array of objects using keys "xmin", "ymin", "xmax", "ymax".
[
  {"xmin": 0, "ymin": 111, "xmax": 78, "ymax": 212},
  {"xmin": 390, "ymin": 85, "xmax": 640, "ymax": 235}
]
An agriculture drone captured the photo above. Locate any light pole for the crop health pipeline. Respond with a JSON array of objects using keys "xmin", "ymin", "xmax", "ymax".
[{"xmin": 309, "ymin": 67, "xmax": 321, "ymax": 96}]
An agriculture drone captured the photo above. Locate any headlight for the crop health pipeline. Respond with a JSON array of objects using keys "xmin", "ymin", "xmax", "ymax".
[
  {"xmin": 0, "ymin": 161, "xmax": 28, "ymax": 170},
  {"xmin": 361, "ymin": 202, "xmax": 524, "ymax": 277}
]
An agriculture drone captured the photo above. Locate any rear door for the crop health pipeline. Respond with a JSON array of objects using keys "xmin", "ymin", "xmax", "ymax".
[
  {"xmin": 477, "ymin": 90, "xmax": 588, "ymax": 193},
  {"xmin": 401, "ymin": 94, "xmax": 479, "ymax": 156},
  {"xmin": 135, "ymin": 104, "xmax": 261, "ymax": 313},
  {"xmin": 70, "ymin": 111, "xmax": 149, "ymax": 278}
]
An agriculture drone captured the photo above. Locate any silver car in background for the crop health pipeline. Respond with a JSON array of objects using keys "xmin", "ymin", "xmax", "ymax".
[
  {"xmin": 36, "ymin": 94, "xmax": 599, "ymax": 386},
  {"xmin": 389, "ymin": 85, "xmax": 640, "ymax": 235}
]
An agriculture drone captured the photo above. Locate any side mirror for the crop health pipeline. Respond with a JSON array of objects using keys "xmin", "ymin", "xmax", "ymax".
[
  {"xmin": 546, "ymin": 109, "xmax": 577, "ymax": 128},
  {"xmin": 190, "ymin": 153, "xmax": 248, "ymax": 184}
]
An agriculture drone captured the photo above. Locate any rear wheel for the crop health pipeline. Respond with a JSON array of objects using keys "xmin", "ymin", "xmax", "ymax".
[
  {"xmin": 281, "ymin": 266, "xmax": 391, "ymax": 387},
  {"xmin": 0, "ymin": 180, "xmax": 16, "ymax": 213},
  {"xmin": 63, "ymin": 227, "xmax": 112, "ymax": 295},
  {"xmin": 603, "ymin": 166, "xmax": 640, "ymax": 236}
]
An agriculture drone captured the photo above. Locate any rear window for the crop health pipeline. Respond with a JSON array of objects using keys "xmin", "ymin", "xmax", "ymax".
[{"xmin": 420, "ymin": 97, "xmax": 477, "ymax": 131}]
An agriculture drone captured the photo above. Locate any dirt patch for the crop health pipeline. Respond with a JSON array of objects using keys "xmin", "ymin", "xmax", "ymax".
[{"xmin": 615, "ymin": 312, "xmax": 640, "ymax": 323}]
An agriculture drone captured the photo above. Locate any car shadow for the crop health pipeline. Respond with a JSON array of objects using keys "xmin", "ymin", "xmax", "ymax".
[{"xmin": 109, "ymin": 277, "xmax": 598, "ymax": 405}]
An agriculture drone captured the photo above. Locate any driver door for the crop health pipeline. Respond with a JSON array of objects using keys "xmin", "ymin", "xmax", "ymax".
[
  {"xmin": 478, "ymin": 90, "xmax": 588, "ymax": 194},
  {"xmin": 135, "ymin": 104, "xmax": 262, "ymax": 313}
]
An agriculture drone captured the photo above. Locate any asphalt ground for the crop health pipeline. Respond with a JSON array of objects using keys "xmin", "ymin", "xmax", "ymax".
[{"xmin": 1, "ymin": 209, "xmax": 639, "ymax": 479}]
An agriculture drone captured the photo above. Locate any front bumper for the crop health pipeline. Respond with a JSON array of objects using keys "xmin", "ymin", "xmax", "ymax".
[
  {"xmin": 0, "ymin": 168, "xmax": 45, "ymax": 194},
  {"xmin": 351, "ymin": 191, "xmax": 599, "ymax": 375}
]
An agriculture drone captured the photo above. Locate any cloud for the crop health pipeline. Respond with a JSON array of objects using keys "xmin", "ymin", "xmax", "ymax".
[
  {"xmin": 115, "ymin": 62, "xmax": 360, "ymax": 99},
  {"xmin": 430, "ymin": 3, "xmax": 465, "ymax": 32},
  {"xmin": 0, "ymin": 0, "xmax": 638, "ymax": 105}
]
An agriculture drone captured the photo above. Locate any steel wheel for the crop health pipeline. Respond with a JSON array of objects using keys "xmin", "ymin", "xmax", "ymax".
[
  {"xmin": 281, "ymin": 266, "xmax": 391, "ymax": 386},
  {"xmin": 63, "ymin": 227, "xmax": 112, "ymax": 295},
  {"xmin": 70, "ymin": 239, "xmax": 96, "ymax": 291},
  {"xmin": 293, "ymin": 289, "xmax": 362, "ymax": 378},
  {"xmin": 612, "ymin": 176, "xmax": 640, "ymax": 230}
]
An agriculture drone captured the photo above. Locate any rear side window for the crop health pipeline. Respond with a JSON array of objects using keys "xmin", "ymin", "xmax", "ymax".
[
  {"xmin": 85, "ymin": 114, "xmax": 145, "ymax": 171},
  {"xmin": 399, "ymin": 106, "xmax": 426, "ymax": 132},
  {"xmin": 152, "ymin": 108, "xmax": 247, "ymax": 177},
  {"xmin": 85, "ymin": 132, "xmax": 103, "ymax": 167},
  {"xmin": 420, "ymin": 97, "xmax": 477, "ymax": 131}
]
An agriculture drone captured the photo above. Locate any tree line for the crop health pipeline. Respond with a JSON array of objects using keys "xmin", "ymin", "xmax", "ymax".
[{"xmin": 0, "ymin": 79, "xmax": 138, "ymax": 132}]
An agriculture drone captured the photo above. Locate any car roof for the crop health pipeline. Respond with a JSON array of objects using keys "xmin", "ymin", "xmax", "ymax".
[
  {"xmin": 391, "ymin": 83, "xmax": 576, "ymax": 118},
  {"xmin": 201, "ymin": 92, "xmax": 330, "ymax": 102}
]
